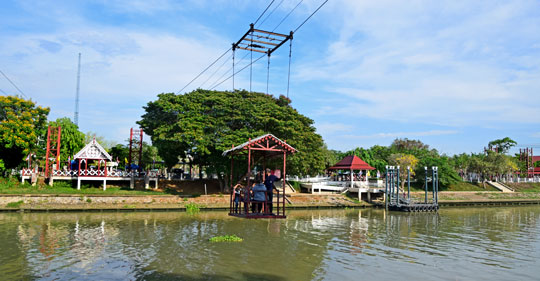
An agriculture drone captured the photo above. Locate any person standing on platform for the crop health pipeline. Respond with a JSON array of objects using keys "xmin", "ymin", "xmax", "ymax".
[{"xmin": 264, "ymin": 168, "xmax": 279, "ymax": 214}]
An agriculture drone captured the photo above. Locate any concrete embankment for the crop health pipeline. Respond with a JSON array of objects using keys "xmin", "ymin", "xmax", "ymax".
[
  {"xmin": 0, "ymin": 193, "xmax": 367, "ymax": 212},
  {"xmin": 1, "ymin": 193, "xmax": 540, "ymax": 212}
]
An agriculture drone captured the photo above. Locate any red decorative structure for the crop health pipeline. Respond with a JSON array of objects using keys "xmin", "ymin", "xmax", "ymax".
[
  {"xmin": 45, "ymin": 125, "xmax": 61, "ymax": 178},
  {"xmin": 328, "ymin": 155, "xmax": 375, "ymax": 171},
  {"xmin": 520, "ymin": 148, "xmax": 540, "ymax": 177},
  {"xmin": 223, "ymin": 134, "xmax": 297, "ymax": 219},
  {"xmin": 128, "ymin": 128, "xmax": 144, "ymax": 170}
]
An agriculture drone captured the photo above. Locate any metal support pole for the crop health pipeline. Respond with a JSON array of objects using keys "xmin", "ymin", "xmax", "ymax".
[
  {"xmin": 396, "ymin": 166, "xmax": 400, "ymax": 206},
  {"xmin": 432, "ymin": 167, "xmax": 435, "ymax": 202},
  {"xmin": 435, "ymin": 167, "xmax": 438, "ymax": 204},
  {"xmin": 385, "ymin": 166, "xmax": 388, "ymax": 210},
  {"xmin": 407, "ymin": 166, "xmax": 410, "ymax": 201},
  {"xmin": 424, "ymin": 166, "xmax": 428, "ymax": 203},
  {"xmin": 232, "ymin": 44, "xmax": 235, "ymax": 90}
]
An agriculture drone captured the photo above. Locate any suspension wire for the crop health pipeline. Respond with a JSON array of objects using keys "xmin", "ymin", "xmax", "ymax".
[
  {"xmin": 266, "ymin": 54, "xmax": 271, "ymax": 95},
  {"xmin": 232, "ymin": 48, "xmax": 235, "ymax": 90},
  {"xmin": 176, "ymin": 48, "xmax": 231, "ymax": 94},
  {"xmin": 254, "ymin": 0, "xmax": 276, "ymax": 26},
  {"xmin": 199, "ymin": 52, "xmax": 233, "ymax": 89},
  {"xmin": 209, "ymin": 67, "xmax": 232, "ymax": 90},
  {"xmin": 211, "ymin": 53, "xmax": 266, "ymax": 90},
  {"xmin": 209, "ymin": 52, "xmax": 250, "ymax": 90},
  {"xmin": 272, "ymin": 0, "xmax": 304, "ymax": 32},
  {"xmin": 258, "ymin": 0, "xmax": 284, "ymax": 28},
  {"xmin": 294, "ymin": 0, "xmax": 329, "ymax": 33},
  {"xmin": 286, "ymin": 37, "xmax": 293, "ymax": 99},
  {"xmin": 0, "ymin": 69, "xmax": 27, "ymax": 98},
  {"xmin": 249, "ymin": 33, "xmax": 253, "ymax": 92},
  {"xmin": 0, "ymin": 88, "xmax": 7, "ymax": 95}
]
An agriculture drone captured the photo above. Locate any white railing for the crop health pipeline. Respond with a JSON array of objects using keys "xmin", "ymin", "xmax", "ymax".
[
  {"xmin": 52, "ymin": 170, "xmax": 77, "ymax": 177},
  {"xmin": 20, "ymin": 168, "xmax": 35, "ymax": 176},
  {"xmin": 79, "ymin": 169, "xmax": 105, "ymax": 177}
]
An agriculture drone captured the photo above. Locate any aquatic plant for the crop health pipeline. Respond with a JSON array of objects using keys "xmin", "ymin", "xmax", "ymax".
[
  {"xmin": 185, "ymin": 202, "xmax": 200, "ymax": 214},
  {"xmin": 209, "ymin": 235, "xmax": 243, "ymax": 242}
]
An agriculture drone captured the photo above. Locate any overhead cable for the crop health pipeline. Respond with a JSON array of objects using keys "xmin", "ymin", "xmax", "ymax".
[
  {"xmin": 272, "ymin": 0, "xmax": 304, "ymax": 32},
  {"xmin": 0, "ymin": 69, "xmax": 28, "ymax": 98},
  {"xmin": 253, "ymin": 0, "xmax": 276, "ymax": 26},
  {"xmin": 176, "ymin": 48, "xmax": 231, "ymax": 94},
  {"xmin": 294, "ymin": 0, "xmax": 329, "ymax": 33},
  {"xmin": 199, "ymin": 52, "xmax": 233, "ymax": 89},
  {"xmin": 209, "ymin": 52, "xmax": 250, "ymax": 90},
  {"xmin": 211, "ymin": 53, "xmax": 266, "ymax": 90},
  {"xmin": 257, "ymin": 0, "xmax": 284, "ymax": 28}
]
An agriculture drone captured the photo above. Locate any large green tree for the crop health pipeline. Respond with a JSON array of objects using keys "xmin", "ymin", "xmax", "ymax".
[
  {"xmin": 139, "ymin": 89, "xmax": 327, "ymax": 188},
  {"xmin": 0, "ymin": 96, "xmax": 49, "ymax": 171}
]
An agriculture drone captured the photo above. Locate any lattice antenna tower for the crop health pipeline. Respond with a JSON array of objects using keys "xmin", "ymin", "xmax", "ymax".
[{"xmin": 74, "ymin": 53, "xmax": 81, "ymax": 126}]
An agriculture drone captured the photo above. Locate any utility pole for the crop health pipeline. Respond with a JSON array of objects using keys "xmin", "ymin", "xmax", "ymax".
[{"xmin": 74, "ymin": 53, "xmax": 81, "ymax": 126}]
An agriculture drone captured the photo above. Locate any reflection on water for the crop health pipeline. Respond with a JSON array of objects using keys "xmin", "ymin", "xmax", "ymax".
[{"xmin": 1, "ymin": 207, "xmax": 540, "ymax": 280}]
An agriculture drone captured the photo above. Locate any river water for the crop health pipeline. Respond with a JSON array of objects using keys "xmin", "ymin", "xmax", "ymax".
[{"xmin": 1, "ymin": 207, "xmax": 539, "ymax": 281}]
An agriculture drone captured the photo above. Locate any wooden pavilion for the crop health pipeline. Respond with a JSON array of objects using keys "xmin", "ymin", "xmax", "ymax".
[
  {"xmin": 223, "ymin": 134, "xmax": 297, "ymax": 219},
  {"xmin": 328, "ymin": 155, "xmax": 375, "ymax": 188}
]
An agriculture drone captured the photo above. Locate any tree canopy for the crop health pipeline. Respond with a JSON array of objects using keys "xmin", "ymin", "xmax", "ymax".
[
  {"xmin": 0, "ymin": 96, "xmax": 49, "ymax": 170},
  {"xmin": 488, "ymin": 137, "xmax": 517, "ymax": 154},
  {"xmin": 48, "ymin": 117, "xmax": 85, "ymax": 161},
  {"xmin": 138, "ymin": 89, "xmax": 327, "ymax": 186}
]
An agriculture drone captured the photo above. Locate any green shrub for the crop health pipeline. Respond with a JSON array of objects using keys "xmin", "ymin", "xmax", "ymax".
[
  {"xmin": 6, "ymin": 200, "xmax": 24, "ymax": 208},
  {"xmin": 185, "ymin": 202, "xmax": 200, "ymax": 214},
  {"xmin": 209, "ymin": 235, "xmax": 243, "ymax": 242},
  {"xmin": 86, "ymin": 198, "xmax": 92, "ymax": 203}
]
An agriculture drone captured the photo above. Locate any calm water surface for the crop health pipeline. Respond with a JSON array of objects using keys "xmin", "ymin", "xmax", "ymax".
[{"xmin": 1, "ymin": 207, "xmax": 540, "ymax": 280}]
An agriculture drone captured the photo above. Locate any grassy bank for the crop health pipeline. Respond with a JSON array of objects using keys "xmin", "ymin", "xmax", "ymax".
[
  {"xmin": 384, "ymin": 181, "xmax": 499, "ymax": 192},
  {"xmin": 0, "ymin": 178, "xmax": 163, "ymax": 195}
]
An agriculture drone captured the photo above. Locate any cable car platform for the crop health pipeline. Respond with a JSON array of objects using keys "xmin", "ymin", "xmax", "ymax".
[
  {"xmin": 229, "ymin": 213, "xmax": 286, "ymax": 219},
  {"xmin": 388, "ymin": 202, "xmax": 439, "ymax": 212}
]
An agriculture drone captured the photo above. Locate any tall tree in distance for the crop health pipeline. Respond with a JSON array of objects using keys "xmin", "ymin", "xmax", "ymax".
[
  {"xmin": 388, "ymin": 153, "xmax": 419, "ymax": 190},
  {"xmin": 48, "ymin": 117, "xmax": 85, "ymax": 161},
  {"xmin": 488, "ymin": 137, "xmax": 517, "ymax": 154}
]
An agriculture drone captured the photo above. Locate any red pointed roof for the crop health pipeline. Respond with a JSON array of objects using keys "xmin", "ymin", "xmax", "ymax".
[{"xmin": 328, "ymin": 155, "xmax": 375, "ymax": 170}]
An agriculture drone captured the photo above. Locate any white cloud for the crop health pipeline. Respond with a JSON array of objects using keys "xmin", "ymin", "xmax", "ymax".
[
  {"xmin": 342, "ymin": 130, "xmax": 459, "ymax": 140},
  {"xmin": 294, "ymin": 0, "xmax": 540, "ymax": 127}
]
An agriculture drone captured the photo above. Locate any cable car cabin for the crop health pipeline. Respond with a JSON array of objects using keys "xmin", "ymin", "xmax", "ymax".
[{"xmin": 223, "ymin": 134, "xmax": 297, "ymax": 219}]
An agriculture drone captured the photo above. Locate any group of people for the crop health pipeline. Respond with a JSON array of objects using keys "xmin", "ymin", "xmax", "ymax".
[{"xmin": 233, "ymin": 168, "xmax": 280, "ymax": 214}]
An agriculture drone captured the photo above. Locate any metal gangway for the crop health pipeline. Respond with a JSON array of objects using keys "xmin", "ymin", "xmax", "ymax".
[{"xmin": 385, "ymin": 166, "xmax": 439, "ymax": 212}]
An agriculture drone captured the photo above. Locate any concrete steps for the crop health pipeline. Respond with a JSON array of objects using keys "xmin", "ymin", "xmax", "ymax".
[{"xmin": 487, "ymin": 181, "xmax": 514, "ymax": 192}]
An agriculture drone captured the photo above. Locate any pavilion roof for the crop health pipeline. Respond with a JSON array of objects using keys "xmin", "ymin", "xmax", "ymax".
[
  {"xmin": 222, "ymin": 134, "xmax": 297, "ymax": 157},
  {"xmin": 328, "ymin": 155, "xmax": 375, "ymax": 170},
  {"xmin": 74, "ymin": 138, "xmax": 112, "ymax": 161}
]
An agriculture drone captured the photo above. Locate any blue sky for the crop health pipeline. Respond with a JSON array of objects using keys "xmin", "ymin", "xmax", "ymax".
[{"xmin": 1, "ymin": 0, "xmax": 539, "ymax": 155}]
